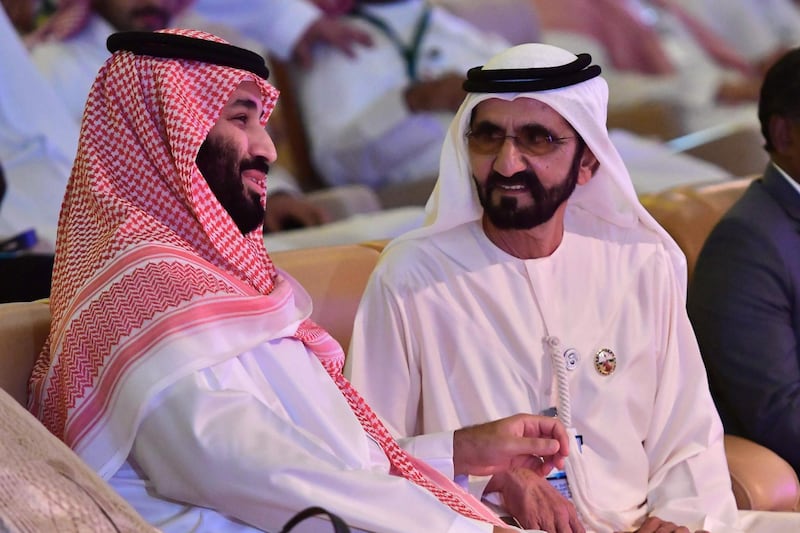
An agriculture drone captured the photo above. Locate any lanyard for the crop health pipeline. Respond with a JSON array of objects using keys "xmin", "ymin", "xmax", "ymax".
[{"xmin": 351, "ymin": 4, "xmax": 432, "ymax": 81}]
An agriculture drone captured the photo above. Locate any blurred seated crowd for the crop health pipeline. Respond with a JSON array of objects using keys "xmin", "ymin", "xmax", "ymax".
[{"xmin": 2, "ymin": 0, "xmax": 799, "ymax": 303}]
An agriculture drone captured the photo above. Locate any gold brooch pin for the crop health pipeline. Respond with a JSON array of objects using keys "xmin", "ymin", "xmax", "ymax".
[{"xmin": 594, "ymin": 348, "xmax": 617, "ymax": 376}]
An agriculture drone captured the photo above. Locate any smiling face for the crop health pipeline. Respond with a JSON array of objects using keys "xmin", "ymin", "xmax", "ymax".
[
  {"xmin": 196, "ymin": 81, "xmax": 277, "ymax": 235},
  {"xmin": 467, "ymin": 97, "xmax": 596, "ymax": 231}
]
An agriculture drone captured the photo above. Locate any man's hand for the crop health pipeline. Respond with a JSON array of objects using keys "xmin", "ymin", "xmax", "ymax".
[
  {"xmin": 452, "ymin": 413, "xmax": 569, "ymax": 477},
  {"xmin": 490, "ymin": 468, "xmax": 585, "ymax": 533},
  {"xmin": 292, "ymin": 17, "xmax": 373, "ymax": 69},
  {"xmin": 628, "ymin": 516, "xmax": 710, "ymax": 533},
  {"xmin": 404, "ymin": 73, "xmax": 467, "ymax": 113},
  {"xmin": 264, "ymin": 193, "xmax": 328, "ymax": 232}
]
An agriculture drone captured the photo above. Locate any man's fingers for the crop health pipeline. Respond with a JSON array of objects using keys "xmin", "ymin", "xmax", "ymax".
[
  {"xmin": 569, "ymin": 506, "xmax": 586, "ymax": 533},
  {"xmin": 521, "ymin": 511, "xmax": 555, "ymax": 533},
  {"xmin": 538, "ymin": 455, "xmax": 565, "ymax": 476},
  {"xmin": 554, "ymin": 508, "xmax": 577, "ymax": 533},
  {"xmin": 506, "ymin": 436, "xmax": 560, "ymax": 461},
  {"xmin": 634, "ymin": 516, "xmax": 691, "ymax": 533},
  {"xmin": 515, "ymin": 414, "xmax": 570, "ymax": 446}
]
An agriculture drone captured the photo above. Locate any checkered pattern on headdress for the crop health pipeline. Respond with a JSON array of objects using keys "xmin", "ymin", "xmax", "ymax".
[
  {"xmin": 28, "ymin": 27, "xmax": 279, "ymax": 445},
  {"xmin": 27, "ymin": 28, "xmax": 504, "ymax": 527}
]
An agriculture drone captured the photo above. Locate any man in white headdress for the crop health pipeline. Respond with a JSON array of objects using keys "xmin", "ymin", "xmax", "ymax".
[{"xmin": 346, "ymin": 43, "xmax": 800, "ymax": 532}]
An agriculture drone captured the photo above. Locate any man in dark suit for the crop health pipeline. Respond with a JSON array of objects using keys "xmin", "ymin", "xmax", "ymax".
[{"xmin": 688, "ymin": 46, "xmax": 800, "ymax": 476}]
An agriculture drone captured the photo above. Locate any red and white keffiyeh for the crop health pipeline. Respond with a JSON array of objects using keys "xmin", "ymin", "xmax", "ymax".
[{"xmin": 27, "ymin": 28, "xmax": 503, "ymax": 527}]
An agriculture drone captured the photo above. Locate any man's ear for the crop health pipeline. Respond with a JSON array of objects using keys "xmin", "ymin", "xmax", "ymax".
[
  {"xmin": 577, "ymin": 147, "xmax": 599, "ymax": 185},
  {"xmin": 769, "ymin": 115, "xmax": 793, "ymax": 154}
]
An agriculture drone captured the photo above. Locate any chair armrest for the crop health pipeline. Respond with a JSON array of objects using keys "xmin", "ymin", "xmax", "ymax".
[{"xmin": 725, "ymin": 434, "xmax": 800, "ymax": 511}]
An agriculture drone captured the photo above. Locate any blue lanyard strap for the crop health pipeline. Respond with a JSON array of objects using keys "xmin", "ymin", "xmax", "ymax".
[{"xmin": 351, "ymin": 4, "xmax": 433, "ymax": 81}]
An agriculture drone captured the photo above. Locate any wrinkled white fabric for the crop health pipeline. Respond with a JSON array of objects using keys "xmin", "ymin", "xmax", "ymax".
[{"xmin": 624, "ymin": 0, "xmax": 760, "ymax": 132}]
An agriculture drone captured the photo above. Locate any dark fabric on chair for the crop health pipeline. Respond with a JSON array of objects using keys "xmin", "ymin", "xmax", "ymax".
[{"xmin": 0, "ymin": 254, "xmax": 54, "ymax": 303}]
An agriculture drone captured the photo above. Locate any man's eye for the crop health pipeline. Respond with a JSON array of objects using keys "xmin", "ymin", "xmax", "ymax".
[
  {"xmin": 519, "ymin": 130, "xmax": 550, "ymax": 145},
  {"xmin": 475, "ymin": 130, "xmax": 503, "ymax": 141}
]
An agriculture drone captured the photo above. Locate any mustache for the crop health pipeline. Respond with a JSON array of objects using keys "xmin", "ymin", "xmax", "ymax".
[
  {"xmin": 239, "ymin": 157, "xmax": 270, "ymax": 176},
  {"xmin": 485, "ymin": 170, "xmax": 544, "ymax": 193}
]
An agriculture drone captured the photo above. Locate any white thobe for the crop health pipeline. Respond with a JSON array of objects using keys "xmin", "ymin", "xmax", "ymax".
[
  {"xmin": 108, "ymin": 275, "xmax": 513, "ymax": 533},
  {"xmin": 346, "ymin": 210, "xmax": 747, "ymax": 532}
]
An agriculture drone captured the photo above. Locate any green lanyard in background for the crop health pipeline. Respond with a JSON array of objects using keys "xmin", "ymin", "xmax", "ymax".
[{"xmin": 351, "ymin": 4, "xmax": 433, "ymax": 82}]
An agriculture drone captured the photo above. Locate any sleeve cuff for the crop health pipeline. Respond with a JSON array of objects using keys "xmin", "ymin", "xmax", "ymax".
[{"xmin": 397, "ymin": 430, "xmax": 455, "ymax": 479}]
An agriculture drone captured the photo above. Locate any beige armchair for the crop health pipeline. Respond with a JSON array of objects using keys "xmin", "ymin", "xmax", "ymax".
[{"xmin": 639, "ymin": 176, "xmax": 757, "ymax": 285}]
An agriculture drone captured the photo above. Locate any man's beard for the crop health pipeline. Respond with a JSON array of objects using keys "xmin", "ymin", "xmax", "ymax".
[
  {"xmin": 196, "ymin": 136, "xmax": 268, "ymax": 235},
  {"xmin": 475, "ymin": 145, "xmax": 584, "ymax": 230}
]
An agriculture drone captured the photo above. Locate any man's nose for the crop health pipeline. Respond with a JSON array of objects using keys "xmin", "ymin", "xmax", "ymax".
[
  {"xmin": 251, "ymin": 127, "xmax": 277, "ymax": 164},
  {"xmin": 492, "ymin": 137, "xmax": 528, "ymax": 177}
]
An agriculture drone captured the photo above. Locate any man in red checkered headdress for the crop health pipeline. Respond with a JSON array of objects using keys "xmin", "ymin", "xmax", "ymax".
[{"xmin": 27, "ymin": 28, "xmax": 570, "ymax": 532}]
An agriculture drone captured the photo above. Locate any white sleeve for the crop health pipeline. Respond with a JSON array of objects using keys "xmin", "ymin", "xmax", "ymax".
[
  {"xmin": 642, "ymin": 250, "xmax": 739, "ymax": 530},
  {"xmin": 189, "ymin": 0, "xmax": 320, "ymax": 60},
  {"xmin": 346, "ymin": 263, "xmax": 423, "ymax": 437},
  {"xmin": 130, "ymin": 353, "xmax": 494, "ymax": 533}
]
